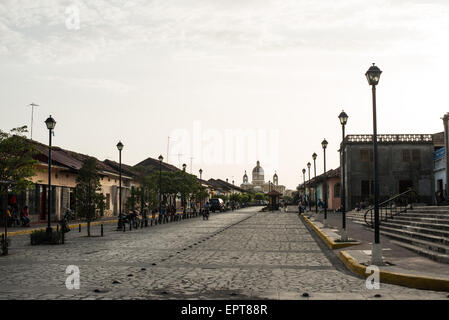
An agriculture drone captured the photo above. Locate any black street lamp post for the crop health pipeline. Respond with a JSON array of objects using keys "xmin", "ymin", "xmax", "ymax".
[
  {"xmin": 45, "ymin": 115, "xmax": 56, "ymax": 236},
  {"xmin": 116, "ymin": 141, "xmax": 124, "ymax": 230},
  {"xmin": 307, "ymin": 162, "xmax": 311, "ymax": 211},
  {"xmin": 322, "ymin": 139, "xmax": 328, "ymax": 227},
  {"xmin": 158, "ymin": 155, "xmax": 163, "ymax": 216},
  {"xmin": 339, "ymin": 110, "xmax": 348, "ymax": 241},
  {"xmin": 312, "ymin": 153, "xmax": 317, "ymax": 213},
  {"xmin": 199, "ymin": 169, "xmax": 203, "ymax": 214},
  {"xmin": 366, "ymin": 63, "xmax": 383, "ymax": 265},
  {"xmin": 302, "ymin": 168, "xmax": 306, "ymax": 209},
  {"xmin": 182, "ymin": 163, "xmax": 186, "ymax": 210}
]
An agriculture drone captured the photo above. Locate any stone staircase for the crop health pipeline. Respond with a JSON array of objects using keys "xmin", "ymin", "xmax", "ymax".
[{"xmin": 346, "ymin": 206, "xmax": 449, "ymax": 264}]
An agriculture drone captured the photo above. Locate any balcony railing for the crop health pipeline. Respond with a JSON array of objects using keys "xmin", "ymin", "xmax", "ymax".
[{"xmin": 345, "ymin": 134, "xmax": 433, "ymax": 144}]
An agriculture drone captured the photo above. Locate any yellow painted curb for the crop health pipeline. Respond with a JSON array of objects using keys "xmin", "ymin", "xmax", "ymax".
[
  {"xmin": 2, "ymin": 212, "xmax": 194, "ymax": 238},
  {"xmin": 339, "ymin": 250, "xmax": 449, "ymax": 292},
  {"xmin": 3, "ymin": 219, "xmax": 119, "ymax": 237},
  {"xmin": 2, "ymin": 212, "xmax": 198, "ymax": 238},
  {"xmin": 301, "ymin": 214, "xmax": 361, "ymax": 250}
]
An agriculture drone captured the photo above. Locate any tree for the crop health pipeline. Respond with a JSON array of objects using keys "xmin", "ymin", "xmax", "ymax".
[
  {"xmin": 215, "ymin": 194, "xmax": 229, "ymax": 202},
  {"xmin": 0, "ymin": 126, "xmax": 37, "ymax": 196},
  {"xmin": 229, "ymin": 193, "xmax": 240, "ymax": 202},
  {"xmin": 255, "ymin": 192, "xmax": 265, "ymax": 201},
  {"xmin": 239, "ymin": 193, "xmax": 250, "ymax": 204},
  {"xmin": 0, "ymin": 126, "xmax": 37, "ymax": 254},
  {"xmin": 74, "ymin": 157, "xmax": 105, "ymax": 236},
  {"xmin": 283, "ymin": 195, "xmax": 293, "ymax": 204},
  {"xmin": 126, "ymin": 187, "xmax": 139, "ymax": 212}
]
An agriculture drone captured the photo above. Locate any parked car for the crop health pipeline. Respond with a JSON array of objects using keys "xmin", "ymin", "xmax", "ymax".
[{"xmin": 209, "ymin": 198, "xmax": 225, "ymax": 212}]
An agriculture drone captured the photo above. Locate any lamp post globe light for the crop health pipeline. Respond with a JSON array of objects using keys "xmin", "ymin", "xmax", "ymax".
[
  {"xmin": 307, "ymin": 162, "xmax": 311, "ymax": 211},
  {"xmin": 158, "ymin": 155, "xmax": 163, "ymax": 216},
  {"xmin": 116, "ymin": 141, "xmax": 124, "ymax": 230},
  {"xmin": 321, "ymin": 139, "xmax": 328, "ymax": 228},
  {"xmin": 366, "ymin": 63, "xmax": 383, "ymax": 265},
  {"xmin": 338, "ymin": 110, "xmax": 349, "ymax": 242},
  {"xmin": 312, "ymin": 153, "xmax": 317, "ymax": 213},
  {"xmin": 45, "ymin": 115, "xmax": 56, "ymax": 236}
]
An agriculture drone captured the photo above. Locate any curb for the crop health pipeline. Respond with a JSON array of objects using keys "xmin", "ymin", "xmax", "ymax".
[
  {"xmin": 3, "ymin": 219, "xmax": 119, "ymax": 237},
  {"xmin": 301, "ymin": 214, "xmax": 361, "ymax": 250},
  {"xmin": 3, "ymin": 212, "xmax": 195, "ymax": 237},
  {"xmin": 339, "ymin": 250, "xmax": 449, "ymax": 292}
]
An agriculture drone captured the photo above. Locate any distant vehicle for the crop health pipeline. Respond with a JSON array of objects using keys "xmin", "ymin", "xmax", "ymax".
[{"xmin": 209, "ymin": 198, "xmax": 225, "ymax": 212}]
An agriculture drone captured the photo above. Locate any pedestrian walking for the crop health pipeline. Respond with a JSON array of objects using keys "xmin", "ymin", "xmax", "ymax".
[
  {"xmin": 318, "ymin": 198, "xmax": 323, "ymax": 213},
  {"xmin": 203, "ymin": 202, "xmax": 210, "ymax": 220}
]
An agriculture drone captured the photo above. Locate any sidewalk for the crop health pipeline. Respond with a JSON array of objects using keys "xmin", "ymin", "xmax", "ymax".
[
  {"xmin": 1, "ymin": 217, "xmax": 119, "ymax": 237},
  {"xmin": 303, "ymin": 210, "xmax": 449, "ymax": 291}
]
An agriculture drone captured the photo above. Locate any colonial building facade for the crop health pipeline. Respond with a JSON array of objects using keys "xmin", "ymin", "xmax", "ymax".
[{"xmin": 342, "ymin": 134, "xmax": 435, "ymax": 210}]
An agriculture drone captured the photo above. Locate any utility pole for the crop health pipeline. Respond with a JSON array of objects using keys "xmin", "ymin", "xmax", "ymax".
[
  {"xmin": 190, "ymin": 156, "xmax": 194, "ymax": 174},
  {"xmin": 27, "ymin": 103, "xmax": 39, "ymax": 140},
  {"xmin": 177, "ymin": 153, "xmax": 183, "ymax": 169},
  {"xmin": 167, "ymin": 137, "xmax": 170, "ymax": 164}
]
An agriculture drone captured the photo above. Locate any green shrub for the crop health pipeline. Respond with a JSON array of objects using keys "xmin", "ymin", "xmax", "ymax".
[{"xmin": 30, "ymin": 229, "xmax": 63, "ymax": 245}]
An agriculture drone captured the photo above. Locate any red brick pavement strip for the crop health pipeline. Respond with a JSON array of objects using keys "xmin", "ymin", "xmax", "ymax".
[{"xmin": 309, "ymin": 210, "xmax": 449, "ymax": 286}]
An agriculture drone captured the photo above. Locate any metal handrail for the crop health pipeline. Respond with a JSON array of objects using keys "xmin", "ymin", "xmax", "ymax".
[{"xmin": 364, "ymin": 189, "xmax": 417, "ymax": 227}]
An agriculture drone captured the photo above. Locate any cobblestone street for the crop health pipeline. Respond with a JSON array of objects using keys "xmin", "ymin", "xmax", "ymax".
[{"xmin": 0, "ymin": 207, "xmax": 447, "ymax": 300}]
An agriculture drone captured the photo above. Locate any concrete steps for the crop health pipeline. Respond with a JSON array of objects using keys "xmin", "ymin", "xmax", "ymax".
[
  {"xmin": 346, "ymin": 211, "xmax": 368, "ymax": 225},
  {"xmin": 346, "ymin": 206, "xmax": 449, "ymax": 264},
  {"xmin": 379, "ymin": 225, "xmax": 449, "ymax": 248},
  {"xmin": 382, "ymin": 221, "xmax": 449, "ymax": 238},
  {"xmin": 379, "ymin": 229, "xmax": 449, "ymax": 263},
  {"xmin": 388, "ymin": 218, "xmax": 449, "ymax": 231},
  {"xmin": 389, "ymin": 240, "xmax": 449, "ymax": 264}
]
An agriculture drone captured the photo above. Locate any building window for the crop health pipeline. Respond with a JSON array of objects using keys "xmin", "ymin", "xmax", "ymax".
[
  {"xmin": 361, "ymin": 180, "xmax": 371, "ymax": 198},
  {"xmin": 360, "ymin": 150, "xmax": 369, "ymax": 162},
  {"xmin": 106, "ymin": 193, "xmax": 110, "ymax": 210},
  {"xmin": 360, "ymin": 149, "xmax": 373, "ymax": 162},
  {"xmin": 334, "ymin": 183, "xmax": 341, "ymax": 198},
  {"xmin": 402, "ymin": 149, "xmax": 410, "ymax": 162},
  {"xmin": 412, "ymin": 149, "xmax": 420, "ymax": 162}
]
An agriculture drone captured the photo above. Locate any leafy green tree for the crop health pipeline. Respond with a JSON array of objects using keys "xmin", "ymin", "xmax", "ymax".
[
  {"xmin": 239, "ymin": 193, "xmax": 250, "ymax": 204},
  {"xmin": 195, "ymin": 186, "xmax": 209, "ymax": 206},
  {"xmin": 255, "ymin": 192, "xmax": 265, "ymax": 201},
  {"xmin": 283, "ymin": 195, "xmax": 293, "ymax": 204},
  {"xmin": 229, "ymin": 193, "xmax": 240, "ymax": 202},
  {"xmin": 0, "ymin": 126, "xmax": 37, "ymax": 254},
  {"xmin": 74, "ymin": 157, "xmax": 105, "ymax": 236},
  {"xmin": 126, "ymin": 187, "xmax": 139, "ymax": 212},
  {"xmin": 0, "ymin": 126, "xmax": 37, "ymax": 197},
  {"xmin": 215, "ymin": 194, "xmax": 229, "ymax": 202}
]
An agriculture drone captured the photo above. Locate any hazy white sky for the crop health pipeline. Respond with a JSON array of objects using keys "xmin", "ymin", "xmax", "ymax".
[{"xmin": 1, "ymin": 0, "xmax": 449, "ymax": 189}]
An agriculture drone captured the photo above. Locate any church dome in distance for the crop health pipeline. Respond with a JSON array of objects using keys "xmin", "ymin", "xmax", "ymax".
[
  {"xmin": 252, "ymin": 160, "xmax": 264, "ymax": 183},
  {"xmin": 252, "ymin": 161, "xmax": 264, "ymax": 175}
]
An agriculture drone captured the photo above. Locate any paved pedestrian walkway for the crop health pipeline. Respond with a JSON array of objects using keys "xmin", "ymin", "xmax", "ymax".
[
  {"xmin": 309, "ymin": 210, "xmax": 449, "ymax": 280},
  {"xmin": 0, "ymin": 207, "xmax": 447, "ymax": 299},
  {"xmin": 1, "ymin": 216, "xmax": 118, "ymax": 236}
]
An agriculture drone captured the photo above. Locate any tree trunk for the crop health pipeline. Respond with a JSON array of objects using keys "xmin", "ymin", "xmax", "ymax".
[{"xmin": 87, "ymin": 221, "xmax": 91, "ymax": 237}]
